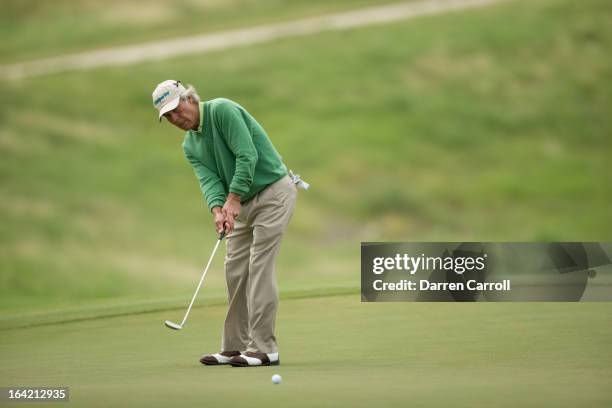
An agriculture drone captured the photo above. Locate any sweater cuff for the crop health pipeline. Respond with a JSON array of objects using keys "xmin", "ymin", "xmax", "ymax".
[
  {"xmin": 229, "ymin": 186, "xmax": 248, "ymax": 197},
  {"xmin": 208, "ymin": 198, "xmax": 225, "ymax": 212}
]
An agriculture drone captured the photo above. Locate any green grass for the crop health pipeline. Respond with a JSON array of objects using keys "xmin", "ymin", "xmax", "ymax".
[
  {"xmin": 0, "ymin": 295, "xmax": 610, "ymax": 407},
  {"xmin": 1, "ymin": 0, "xmax": 612, "ymax": 316},
  {"xmin": 0, "ymin": 285, "xmax": 359, "ymax": 331},
  {"xmin": 0, "ymin": 0, "xmax": 403, "ymax": 63}
]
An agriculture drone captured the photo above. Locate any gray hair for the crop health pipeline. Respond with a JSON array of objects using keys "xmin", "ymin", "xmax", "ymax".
[{"xmin": 180, "ymin": 84, "xmax": 200, "ymax": 103}]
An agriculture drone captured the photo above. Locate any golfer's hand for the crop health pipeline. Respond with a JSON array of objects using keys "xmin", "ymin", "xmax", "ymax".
[
  {"xmin": 222, "ymin": 193, "xmax": 242, "ymax": 234},
  {"xmin": 211, "ymin": 207, "xmax": 226, "ymax": 235}
]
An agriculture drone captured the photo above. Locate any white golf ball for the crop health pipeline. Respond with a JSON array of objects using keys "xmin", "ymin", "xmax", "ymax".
[{"xmin": 271, "ymin": 374, "xmax": 282, "ymax": 384}]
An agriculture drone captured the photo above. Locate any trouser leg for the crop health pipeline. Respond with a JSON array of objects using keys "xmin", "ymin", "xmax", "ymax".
[
  {"xmin": 246, "ymin": 176, "xmax": 297, "ymax": 353},
  {"xmin": 221, "ymin": 218, "xmax": 253, "ymax": 352}
]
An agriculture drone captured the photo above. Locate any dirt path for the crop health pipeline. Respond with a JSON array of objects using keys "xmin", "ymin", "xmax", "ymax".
[{"xmin": 1, "ymin": 0, "xmax": 504, "ymax": 80}]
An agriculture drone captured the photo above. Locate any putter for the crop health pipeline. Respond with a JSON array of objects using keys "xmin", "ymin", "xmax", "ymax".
[{"xmin": 165, "ymin": 229, "xmax": 226, "ymax": 330}]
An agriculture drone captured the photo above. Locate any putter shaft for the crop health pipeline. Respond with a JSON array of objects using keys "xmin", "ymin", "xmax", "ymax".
[{"xmin": 165, "ymin": 231, "xmax": 225, "ymax": 330}]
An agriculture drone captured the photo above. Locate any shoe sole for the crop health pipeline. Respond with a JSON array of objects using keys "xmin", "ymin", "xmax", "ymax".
[
  {"xmin": 200, "ymin": 358, "xmax": 231, "ymax": 366},
  {"xmin": 230, "ymin": 359, "xmax": 280, "ymax": 367}
]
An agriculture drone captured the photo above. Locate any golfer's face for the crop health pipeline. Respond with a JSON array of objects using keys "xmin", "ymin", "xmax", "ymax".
[{"xmin": 164, "ymin": 99, "xmax": 198, "ymax": 131}]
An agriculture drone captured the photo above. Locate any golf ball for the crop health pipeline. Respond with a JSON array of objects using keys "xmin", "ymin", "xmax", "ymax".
[{"xmin": 271, "ymin": 374, "xmax": 282, "ymax": 384}]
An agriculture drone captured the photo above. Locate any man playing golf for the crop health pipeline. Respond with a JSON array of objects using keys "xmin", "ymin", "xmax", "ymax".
[{"xmin": 152, "ymin": 80, "xmax": 301, "ymax": 367}]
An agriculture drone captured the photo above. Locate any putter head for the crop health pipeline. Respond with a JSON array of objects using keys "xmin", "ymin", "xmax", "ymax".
[{"xmin": 164, "ymin": 320, "xmax": 182, "ymax": 330}]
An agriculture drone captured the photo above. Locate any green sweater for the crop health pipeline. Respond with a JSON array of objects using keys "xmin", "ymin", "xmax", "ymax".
[{"xmin": 182, "ymin": 98, "xmax": 287, "ymax": 211}]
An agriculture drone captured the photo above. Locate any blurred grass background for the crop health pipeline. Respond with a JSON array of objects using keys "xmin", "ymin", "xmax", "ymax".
[
  {"xmin": 0, "ymin": 0, "xmax": 611, "ymax": 319},
  {"xmin": 0, "ymin": 0, "xmax": 405, "ymax": 63}
]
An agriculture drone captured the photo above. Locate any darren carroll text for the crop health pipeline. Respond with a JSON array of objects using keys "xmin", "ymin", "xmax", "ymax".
[{"xmin": 373, "ymin": 279, "xmax": 511, "ymax": 291}]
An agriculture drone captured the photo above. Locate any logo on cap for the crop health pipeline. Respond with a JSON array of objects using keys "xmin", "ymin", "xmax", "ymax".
[{"xmin": 154, "ymin": 91, "xmax": 171, "ymax": 107}]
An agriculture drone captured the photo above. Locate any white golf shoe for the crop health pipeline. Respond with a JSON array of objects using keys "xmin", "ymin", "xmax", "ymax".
[{"xmin": 229, "ymin": 351, "xmax": 279, "ymax": 367}]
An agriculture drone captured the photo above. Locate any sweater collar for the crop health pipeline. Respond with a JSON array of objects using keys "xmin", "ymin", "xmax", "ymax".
[{"xmin": 197, "ymin": 101, "xmax": 204, "ymax": 133}]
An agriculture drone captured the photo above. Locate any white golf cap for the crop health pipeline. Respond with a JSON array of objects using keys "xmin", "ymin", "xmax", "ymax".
[{"xmin": 152, "ymin": 80, "xmax": 186, "ymax": 121}]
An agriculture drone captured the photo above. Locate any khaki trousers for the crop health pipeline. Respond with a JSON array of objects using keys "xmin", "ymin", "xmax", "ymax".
[{"xmin": 221, "ymin": 175, "xmax": 297, "ymax": 354}]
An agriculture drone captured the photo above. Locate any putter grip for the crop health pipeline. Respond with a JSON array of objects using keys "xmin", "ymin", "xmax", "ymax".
[{"xmin": 218, "ymin": 230, "xmax": 226, "ymax": 240}]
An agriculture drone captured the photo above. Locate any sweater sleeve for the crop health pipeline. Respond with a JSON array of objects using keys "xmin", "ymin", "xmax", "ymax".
[
  {"xmin": 183, "ymin": 143, "xmax": 226, "ymax": 211},
  {"xmin": 216, "ymin": 101, "xmax": 258, "ymax": 197}
]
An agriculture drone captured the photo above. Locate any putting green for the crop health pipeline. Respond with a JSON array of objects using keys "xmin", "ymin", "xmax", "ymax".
[{"xmin": 1, "ymin": 295, "xmax": 610, "ymax": 407}]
